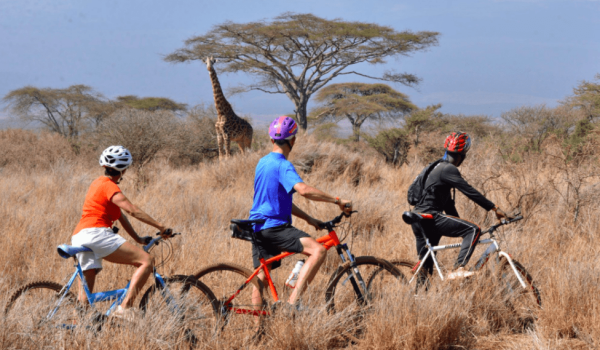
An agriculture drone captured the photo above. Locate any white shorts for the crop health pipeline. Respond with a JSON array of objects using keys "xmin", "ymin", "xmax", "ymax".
[{"xmin": 72, "ymin": 227, "xmax": 127, "ymax": 271}]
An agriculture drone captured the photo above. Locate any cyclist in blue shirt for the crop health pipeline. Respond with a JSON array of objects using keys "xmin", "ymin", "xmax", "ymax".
[{"xmin": 249, "ymin": 116, "xmax": 352, "ymax": 310}]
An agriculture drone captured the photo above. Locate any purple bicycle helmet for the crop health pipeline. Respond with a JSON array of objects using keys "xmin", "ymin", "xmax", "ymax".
[{"xmin": 269, "ymin": 116, "xmax": 298, "ymax": 140}]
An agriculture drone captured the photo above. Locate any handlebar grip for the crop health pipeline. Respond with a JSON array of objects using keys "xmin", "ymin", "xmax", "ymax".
[
  {"xmin": 509, "ymin": 215, "xmax": 523, "ymax": 223},
  {"xmin": 156, "ymin": 229, "xmax": 178, "ymax": 237}
]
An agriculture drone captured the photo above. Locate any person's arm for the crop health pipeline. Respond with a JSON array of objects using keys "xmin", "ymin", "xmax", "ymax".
[
  {"xmin": 111, "ymin": 192, "xmax": 168, "ymax": 234},
  {"xmin": 441, "ymin": 165, "xmax": 495, "ymax": 211},
  {"xmin": 118, "ymin": 213, "xmax": 147, "ymax": 244},
  {"xmin": 293, "ymin": 182, "xmax": 352, "ymax": 213},
  {"xmin": 441, "ymin": 165, "xmax": 510, "ymax": 222},
  {"xmin": 292, "ymin": 203, "xmax": 323, "ymax": 230}
]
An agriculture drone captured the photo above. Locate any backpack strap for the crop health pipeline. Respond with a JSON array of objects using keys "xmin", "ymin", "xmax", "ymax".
[{"xmin": 414, "ymin": 159, "xmax": 443, "ymax": 207}]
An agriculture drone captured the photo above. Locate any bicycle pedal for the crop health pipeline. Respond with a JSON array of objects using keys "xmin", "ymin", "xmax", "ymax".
[{"xmin": 270, "ymin": 301, "xmax": 282, "ymax": 313}]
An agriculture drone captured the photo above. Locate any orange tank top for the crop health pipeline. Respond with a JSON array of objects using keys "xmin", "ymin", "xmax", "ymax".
[{"xmin": 73, "ymin": 177, "xmax": 122, "ymax": 235}]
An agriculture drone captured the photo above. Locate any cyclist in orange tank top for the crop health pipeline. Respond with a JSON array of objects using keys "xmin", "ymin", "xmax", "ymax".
[{"xmin": 72, "ymin": 146, "xmax": 172, "ymax": 320}]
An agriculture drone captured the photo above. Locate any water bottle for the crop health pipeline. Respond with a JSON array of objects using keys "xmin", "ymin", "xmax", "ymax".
[{"xmin": 285, "ymin": 260, "xmax": 305, "ymax": 288}]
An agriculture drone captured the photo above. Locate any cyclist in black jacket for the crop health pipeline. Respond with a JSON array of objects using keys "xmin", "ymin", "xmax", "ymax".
[{"xmin": 412, "ymin": 132, "xmax": 510, "ymax": 280}]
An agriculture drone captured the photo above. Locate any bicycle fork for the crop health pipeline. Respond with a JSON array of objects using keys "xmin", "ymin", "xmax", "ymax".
[{"xmin": 336, "ymin": 244, "xmax": 370, "ymax": 304}]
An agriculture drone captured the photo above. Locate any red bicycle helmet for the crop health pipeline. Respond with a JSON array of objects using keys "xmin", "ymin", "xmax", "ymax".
[{"xmin": 444, "ymin": 132, "xmax": 472, "ymax": 154}]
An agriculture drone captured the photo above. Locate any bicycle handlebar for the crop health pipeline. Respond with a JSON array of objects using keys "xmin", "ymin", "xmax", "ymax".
[
  {"xmin": 143, "ymin": 232, "xmax": 181, "ymax": 252},
  {"xmin": 318, "ymin": 210, "xmax": 357, "ymax": 231},
  {"xmin": 482, "ymin": 215, "xmax": 523, "ymax": 235}
]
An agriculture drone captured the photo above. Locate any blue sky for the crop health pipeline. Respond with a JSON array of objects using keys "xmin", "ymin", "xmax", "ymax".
[{"xmin": 1, "ymin": 0, "xmax": 599, "ymax": 128}]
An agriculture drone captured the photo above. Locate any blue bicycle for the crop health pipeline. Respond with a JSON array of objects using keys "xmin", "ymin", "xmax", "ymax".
[{"xmin": 5, "ymin": 233, "xmax": 219, "ymax": 341}]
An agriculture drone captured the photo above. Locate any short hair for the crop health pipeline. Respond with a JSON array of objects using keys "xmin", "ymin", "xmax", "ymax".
[
  {"xmin": 104, "ymin": 167, "xmax": 122, "ymax": 177},
  {"xmin": 273, "ymin": 139, "xmax": 288, "ymax": 147},
  {"xmin": 273, "ymin": 135, "xmax": 295, "ymax": 147}
]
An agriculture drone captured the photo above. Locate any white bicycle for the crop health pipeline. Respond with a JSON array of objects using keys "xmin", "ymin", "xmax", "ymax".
[{"xmin": 368, "ymin": 211, "xmax": 542, "ymax": 328}]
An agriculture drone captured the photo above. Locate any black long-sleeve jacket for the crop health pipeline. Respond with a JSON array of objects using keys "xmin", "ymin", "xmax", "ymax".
[{"xmin": 413, "ymin": 160, "xmax": 495, "ymax": 217}]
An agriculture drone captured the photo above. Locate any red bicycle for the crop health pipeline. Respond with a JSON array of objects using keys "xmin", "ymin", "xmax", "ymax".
[{"xmin": 193, "ymin": 211, "xmax": 401, "ymax": 340}]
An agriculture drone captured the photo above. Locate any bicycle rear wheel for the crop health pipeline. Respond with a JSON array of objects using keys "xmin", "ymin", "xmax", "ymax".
[
  {"xmin": 139, "ymin": 275, "xmax": 219, "ymax": 343},
  {"xmin": 366, "ymin": 259, "xmax": 416, "ymax": 292},
  {"xmin": 193, "ymin": 263, "xmax": 267, "ymax": 344},
  {"xmin": 5, "ymin": 281, "xmax": 79, "ymax": 332},
  {"xmin": 325, "ymin": 256, "xmax": 403, "ymax": 314},
  {"xmin": 495, "ymin": 258, "xmax": 542, "ymax": 329}
]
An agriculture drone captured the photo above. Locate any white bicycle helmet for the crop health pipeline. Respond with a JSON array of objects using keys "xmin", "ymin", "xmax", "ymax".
[{"xmin": 99, "ymin": 145, "xmax": 132, "ymax": 171}]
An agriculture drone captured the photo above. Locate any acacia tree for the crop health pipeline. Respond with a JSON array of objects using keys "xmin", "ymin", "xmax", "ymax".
[
  {"xmin": 562, "ymin": 73, "xmax": 600, "ymax": 122},
  {"xmin": 116, "ymin": 95, "xmax": 187, "ymax": 114},
  {"xmin": 404, "ymin": 104, "xmax": 444, "ymax": 145},
  {"xmin": 3, "ymin": 85, "xmax": 110, "ymax": 138},
  {"xmin": 165, "ymin": 13, "xmax": 439, "ymax": 129},
  {"xmin": 311, "ymin": 83, "xmax": 416, "ymax": 141}
]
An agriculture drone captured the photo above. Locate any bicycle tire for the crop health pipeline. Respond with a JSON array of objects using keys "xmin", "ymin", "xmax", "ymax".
[
  {"xmin": 5, "ymin": 281, "xmax": 79, "ymax": 332},
  {"xmin": 366, "ymin": 259, "xmax": 416, "ymax": 291},
  {"xmin": 193, "ymin": 263, "xmax": 267, "ymax": 343},
  {"xmin": 325, "ymin": 256, "xmax": 403, "ymax": 314},
  {"xmin": 495, "ymin": 258, "xmax": 542, "ymax": 329},
  {"xmin": 139, "ymin": 275, "xmax": 220, "ymax": 343}
]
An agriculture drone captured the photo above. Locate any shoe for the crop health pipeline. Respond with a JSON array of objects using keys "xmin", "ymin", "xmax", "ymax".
[
  {"xmin": 446, "ymin": 267, "xmax": 475, "ymax": 280},
  {"xmin": 111, "ymin": 305, "xmax": 136, "ymax": 322}
]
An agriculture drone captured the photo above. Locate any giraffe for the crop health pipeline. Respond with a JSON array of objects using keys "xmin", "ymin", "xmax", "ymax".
[{"xmin": 205, "ymin": 57, "xmax": 253, "ymax": 160}]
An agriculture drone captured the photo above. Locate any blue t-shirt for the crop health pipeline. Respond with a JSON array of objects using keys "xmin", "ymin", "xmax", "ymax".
[{"xmin": 249, "ymin": 152, "xmax": 303, "ymax": 232}]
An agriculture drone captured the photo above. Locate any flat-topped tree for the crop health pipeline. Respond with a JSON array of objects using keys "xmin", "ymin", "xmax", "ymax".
[
  {"xmin": 562, "ymin": 73, "xmax": 600, "ymax": 122},
  {"xmin": 165, "ymin": 13, "xmax": 439, "ymax": 130},
  {"xmin": 311, "ymin": 83, "xmax": 416, "ymax": 141},
  {"xmin": 116, "ymin": 95, "xmax": 187, "ymax": 114},
  {"xmin": 3, "ymin": 85, "xmax": 109, "ymax": 138}
]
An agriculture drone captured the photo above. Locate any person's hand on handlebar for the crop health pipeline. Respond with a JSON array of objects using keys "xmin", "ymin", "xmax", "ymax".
[
  {"xmin": 158, "ymin": 227, "xmax": 173, "ymax": 240},
  {"xmin": 492, "ymin": 206, "xmax": 513, "ymax": 223},
  {"xmin": 307, "ymin": 217, "xmax": 324, "ymax": 231},
  {"xmin": 336, "ymin": 198, "xmax": 352, "ymax": 215}
]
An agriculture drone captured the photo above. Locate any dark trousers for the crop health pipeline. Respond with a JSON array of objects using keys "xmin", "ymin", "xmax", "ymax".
[{"xmin": 411, "ymin": 212, "xmax": 481, "ymax": 277}]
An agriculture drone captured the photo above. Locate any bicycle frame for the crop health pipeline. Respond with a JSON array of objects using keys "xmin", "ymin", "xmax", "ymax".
[
  {"xmin": 408, "ymin": 221, "xmax": 528, "ymax": 289},
  {"xmin": 48, "ymin": 236, "xmax": 177, "ymax": 324},
  {"xmin": 223, "ymin": 214, "xmax": 367, "ymax": 317}
]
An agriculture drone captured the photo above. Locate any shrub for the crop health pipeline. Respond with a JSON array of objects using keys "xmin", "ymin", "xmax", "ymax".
[
  {"xmin": 94, "ymin": 109, "xmax": 179, "ymax": 169},
  {"xmin": 365, "ymin": 128, "xmax": 411, "ymax": 167}
]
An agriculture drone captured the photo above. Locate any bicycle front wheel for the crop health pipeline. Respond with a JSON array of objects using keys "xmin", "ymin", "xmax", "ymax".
[
  {"xmin": 366, "ymin": 259, "xmax": 416, "ymax": 292},
  {"xmin": 496, "ymin": 258, "xmax": 542, "ymax": 328},
  {"xmin": 139, "ymin": 275, "xmax": 219, "ymax": 343},
  {"xmin": 5, "ymin": 281, "xmax": 79, "ymax": 332},
  {"xmin": 193, "ymin": 263, "xmax": 267, "ymax": 344},
  {"xmin": 325, "ymin": 256, "xmax": 403, "ymax": 314}
]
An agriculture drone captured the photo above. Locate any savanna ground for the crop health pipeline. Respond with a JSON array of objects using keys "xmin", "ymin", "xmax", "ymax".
[{"xmin": 1, "ymin": 128, "xmax": 599, "ymax": 350}]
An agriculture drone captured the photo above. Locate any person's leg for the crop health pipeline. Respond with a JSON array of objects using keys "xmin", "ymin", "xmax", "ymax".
[
  {"xmin": 434, "ymin": 214, "xmax": 481, "ymax": 269},
  {"xmin": 412, "ymin": 220, "xmax": 441, "ymax": 290},
  {"xmin": 103, "ymin": 241, "xmax": 154, "ymax": 309},
  {"xmin": 288, "ymin": 237, "xmax": 326, "ymax": 305},
  {"xmin": 78, "ymin": 269, "xmax": 97, "ymax": 304}
]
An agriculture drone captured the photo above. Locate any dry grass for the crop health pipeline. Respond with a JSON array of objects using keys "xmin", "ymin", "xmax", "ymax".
[{"xmin": 1, "ymin": 131, "xmax": 599, "ymax": 349}]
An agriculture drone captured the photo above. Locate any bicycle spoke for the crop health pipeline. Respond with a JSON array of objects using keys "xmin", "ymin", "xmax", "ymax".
[
  {"xmin": 194, "ymin": 263, "xmax": 266, "ymax": 345},
  {"xmin": 5, "ymin": 281, "xmax": 80, "ymax": 333},
  {"xmin": 140, "ymin": 276, "xmax": 219, "ymax": 343},
  {"xmin": 495, "ymin": 258, "xmax": 541, "ymax": 329}
]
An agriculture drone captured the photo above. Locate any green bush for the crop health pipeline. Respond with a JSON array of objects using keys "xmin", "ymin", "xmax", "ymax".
[{"xmin": 366, "ymin": 128, "xmax": 411, "ymax": 167}]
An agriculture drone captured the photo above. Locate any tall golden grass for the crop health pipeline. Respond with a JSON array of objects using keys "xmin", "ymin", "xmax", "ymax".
[{"xmin": 1, "ymin": 129, "xmax": 599, "ymax": 349}]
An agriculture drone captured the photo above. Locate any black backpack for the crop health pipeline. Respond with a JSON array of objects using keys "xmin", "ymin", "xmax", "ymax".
[{"xmin": 407, "ymin": 159, "xmax": 443, "ymax": 206}]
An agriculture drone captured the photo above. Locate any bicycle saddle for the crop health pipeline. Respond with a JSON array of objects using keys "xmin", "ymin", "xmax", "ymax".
[
  {"xmin": 402, "ymin": 211, "xmax": 433, "ymax": 225},
  {"xmin": 230, "ymin": 219, "xmax": 265, "ymax": 242},
  {"xmin": 57, "ymin": 244, "xmax": 92, "ymax": 259},
  {"xmin": 230, "ymin": 219, "xmax": 265, "ymax": 231}
]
